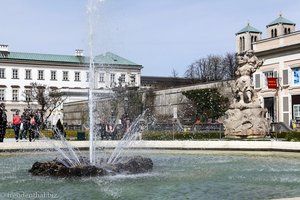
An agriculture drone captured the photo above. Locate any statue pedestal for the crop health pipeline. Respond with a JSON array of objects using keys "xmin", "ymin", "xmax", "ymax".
[{"xmin": 224, "ymin": 103, "xmax": 269, "ymax": 139}]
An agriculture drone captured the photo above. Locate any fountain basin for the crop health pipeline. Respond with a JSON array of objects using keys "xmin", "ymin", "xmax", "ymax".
[{"xmin": 1, "ymin": 150, "xmax": 300, "ymax": 199}]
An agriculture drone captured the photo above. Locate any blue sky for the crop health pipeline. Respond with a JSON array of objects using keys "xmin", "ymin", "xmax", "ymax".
[{"xmin": 1, "ymin": 0, "xmax": 300, "ymax": 76}]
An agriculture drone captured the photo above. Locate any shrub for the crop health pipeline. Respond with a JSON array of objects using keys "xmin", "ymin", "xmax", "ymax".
[
  {"xmin": 274, "ymin": 131, "xmax": 300, "ymax": 141},
  {"xmin": 142, "ymin": 131, "xmax": 223, "ymax": 140},
  {"xmin": 4, "ymin": 129, "xmax": 82, "ymax": 140}
]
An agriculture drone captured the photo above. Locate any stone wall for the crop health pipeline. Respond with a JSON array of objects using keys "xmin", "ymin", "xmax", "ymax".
[
  {"xmin": 153, "ymin": 80, "xmax": 234, "ymax": 116},
  {"xmin": 62, "ymin": 80, "xmax": 234, "ymax": 127}
]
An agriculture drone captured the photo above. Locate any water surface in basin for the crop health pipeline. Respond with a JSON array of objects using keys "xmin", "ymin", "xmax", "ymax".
[{"xmin": 0, "ymin": 150, "xmax": 300, "ymax": 200}]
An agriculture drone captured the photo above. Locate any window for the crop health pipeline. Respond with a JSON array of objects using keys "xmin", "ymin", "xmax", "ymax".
[
  {"xmin": 271, "ymin": 29, "xmax": 278, "ymax": 38},
  {"xmin": 0, "ymin": 68, "xmax": 5, "ymax": 79},
  {"xmin": 250, "ymin": 36, "xmax": 258, "ymax": 50},
  {"xmin": 264, "ymin": 71, "xmax": 273, "ymax": 86},
  {"xmin": 25, "ymin": 89, "xmax": 32, "ymax": 102},
  {"xmin": 86, "ymin": 72, "xmax": 89, "ymax": 82},
  {"xmin": 293, "ymin": 105, "xmax": 300, "ymax": 118},
  {"xmin": 63, "ymin": 71, "xmax": 69, "ymax": 81},
  {"xmin": 75, "ymin": 72, "xmax": 80, "ymax": 81},
  {"xmin": 12, "ymin": 69, "xmax": 18, "ymax": 79},
  {"xmin": 99, "ymin": 73, "xmax": 105, "ymax": 82},
  {"xmin": 263, "ymin": 71, "xmax": 277, "ymax": 88},
  {"xmin": 0, "ymin": 89, "xmax": 4, "ymax": 101},
  {"xmin": 25, "ymin": 69, "xmax": 32, "ymax": 80},
  {"xmin": 120, "ymin": 74, "xmax": 126, "ymax": 83},
  {"xmin": 51, "ymin": 71, "xmax": 57, "ymax": 80},
  {"xmin": 38, "ymin": 70, "xmax": 44, "ymax": 80},
  {"xmin": 12, "ymin": 89, "xmax": 18, "ymax": 101},
  {"xmin": 110, "ymin": 73, "xmax": 115, "ymax": 83},
  {"xmin": 130, "ymin": 74, "xmax": 136, "ymax": 84},
  {"xmin": 293, "ymin": 68, "xmax": 300, "ymax": 85},
  {"xmin": 240, "ymin": 36, "xmax": 245, "ymax": 52}
]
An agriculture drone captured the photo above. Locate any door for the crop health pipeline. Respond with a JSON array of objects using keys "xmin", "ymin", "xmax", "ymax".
[{"xmin": 264, "ymin": 97, "xmax": 275, "ymax": 122}]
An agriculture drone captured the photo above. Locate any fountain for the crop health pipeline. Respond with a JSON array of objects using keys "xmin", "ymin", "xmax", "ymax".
[
  {"xmin": 2, "ymin": 1, "xmax": 300, "ymax": 199},
  {"xmin": 28, "ymin": 0, "xmax": 153, "ymax": 177}
]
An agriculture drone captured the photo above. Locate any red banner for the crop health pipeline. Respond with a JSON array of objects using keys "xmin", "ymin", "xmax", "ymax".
[{"xmin": 267, "ymin": 78, "xmax": 277, "ymax": 89}]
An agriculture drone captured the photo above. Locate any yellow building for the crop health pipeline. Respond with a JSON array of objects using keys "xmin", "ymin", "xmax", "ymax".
[{"xmin": 236, "ymin": 14, "xmax": 300, "ymax": 127}]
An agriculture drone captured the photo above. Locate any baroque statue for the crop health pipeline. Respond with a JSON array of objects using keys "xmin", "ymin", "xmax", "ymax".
[{"xmin": 224, "ymin": 50, "xmax": 269, "ymax": 138}]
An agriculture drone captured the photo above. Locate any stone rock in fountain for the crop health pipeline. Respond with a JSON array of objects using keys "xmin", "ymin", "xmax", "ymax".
[
  {"xmin": 109, "ymin": 156, "xmax": 154, "ymax": 174},
  {"xmin": 223, "ymin": 50, "xmax": 270, "ymax": 138},
  {"xmin": 29, "ymin": 156, "xmax": 153, "ymax": 177}
]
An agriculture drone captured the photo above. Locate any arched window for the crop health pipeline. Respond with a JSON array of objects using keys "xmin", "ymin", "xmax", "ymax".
[
  {"xmin": 254, "ymin": 36, "xmax": 257, "ymax": 41},
  {"xmin": 239, "ymin": 37, "xmax": 243, "ymax": 52},
  {"xmin": 288, "ymin": 28, "xmax": 291, "ymax": 34},
  {"xmin": 242, "ymin": 36, "xmax": 245, "ymax": 51},
  {"xmin": 274, "ymin": 29, "xmax": 277, "ymax": 37},
  {"xmin": 284, "ymin": 28, "xmax": 287, "ymax": 35},
  {"xmin": 271, "ymin": 29, "xmax": 274, "ymax": 38}
]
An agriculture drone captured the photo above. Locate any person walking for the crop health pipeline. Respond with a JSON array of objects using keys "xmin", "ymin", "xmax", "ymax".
[
  {"xmin": 106, "ymin": 123, "xmax": 115, "ymax": 140},
  {"xmin": 21, "ymin": 111, "xmax": 30, "ymax": 140},
  {"xmin": 12, "ymin": 111, "xmax": 22, "ymax": 142},
  {"xmin": 29, "ymin": 113, "xmax": 36, "ymax": 142},
  {"xmin": 0, "ymin": 103, "xmax": 7, "ymax": 142}
]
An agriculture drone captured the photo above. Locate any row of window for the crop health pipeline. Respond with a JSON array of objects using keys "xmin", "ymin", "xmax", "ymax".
[
  {"xmin": 0, "ymin": 68, "xmax": 81, "ymax": 81},
  {"xmin": 270, "ymin": 28, "xmax": 291, "ymax": 38},
  {"xmin": 254, "ymin": 68, "xmax": 300, "ymax": 89},
  {"xmin": 0, "ymin": 68, "xmax": 136, "ymax": 84},
  {"xmin": 0, "ymin": 89, "xmax": 32, "ymax": 102},
  {"xmin": 239, "ymin": 35, "xmax": 258, "ymax": 52}
]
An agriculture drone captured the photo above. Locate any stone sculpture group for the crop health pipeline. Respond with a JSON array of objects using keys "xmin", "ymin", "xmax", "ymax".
[{"xmin": 224, "ymin": 50, "xmax": 269, "ymax": 138}]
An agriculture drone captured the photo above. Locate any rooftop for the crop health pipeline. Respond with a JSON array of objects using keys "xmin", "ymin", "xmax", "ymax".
[
  {"xmin": 0, "ymin": 50, "xmax": 141, "ymax": 67},
  {"xmin": 267, "ymin": 15, "xmax": 296, "ymax": 27},
  {"xmin": 236, "ymin": 23, "xmax": 262, "ymax": 35}
]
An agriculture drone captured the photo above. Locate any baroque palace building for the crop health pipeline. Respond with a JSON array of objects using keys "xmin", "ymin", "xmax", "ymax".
[
  {"xmin": 236, "ymin": 14, "xmax": 300, "ymax": 128},
  {"xmin": 0, "ymin": 45, "xmax": 142, "ymax": 125}
]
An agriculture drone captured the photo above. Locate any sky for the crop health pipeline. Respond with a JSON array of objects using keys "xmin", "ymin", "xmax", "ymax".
[{"xmin": 1, "ymin": 0, "xmax": 300, "ymax": 77}]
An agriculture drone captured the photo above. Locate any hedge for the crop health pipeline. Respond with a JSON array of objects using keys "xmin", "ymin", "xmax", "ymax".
[
  {"xmin": 142, "ymin": 132, "xmax": 224, "ymax": 140},
  {"xmin": 274, "ymin": 131, "xmax": 300, "ymax": 142},
  {"xmin": 4, "ymin": 129, "xmax": 81, "ymax": 140},
  {"xmin": 4, "ymin": 129, "xmax": 300, "ymax": 141}
]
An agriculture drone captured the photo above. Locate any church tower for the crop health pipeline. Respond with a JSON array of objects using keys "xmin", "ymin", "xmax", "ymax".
[
  {"xmin": 235, "ymin": 23, "xmax": 262, "ymax": 54},
  {"xmin": 266, "ymin": 14, "xmax": 296, "ymax": 38}
]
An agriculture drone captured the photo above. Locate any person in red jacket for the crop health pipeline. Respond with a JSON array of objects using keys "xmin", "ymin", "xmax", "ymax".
[{"xmin": 12, "ymin": 110, "xmax": 22, "ymax": 142}]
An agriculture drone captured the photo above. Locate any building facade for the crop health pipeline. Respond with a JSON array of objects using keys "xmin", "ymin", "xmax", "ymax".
[
  {"xmin": 236, "ymin": 14, "xmax": 300, "ymax": 127},
  {"xmin": 0, "ymin": 45, "xmax": 142, "ymax": 125}
]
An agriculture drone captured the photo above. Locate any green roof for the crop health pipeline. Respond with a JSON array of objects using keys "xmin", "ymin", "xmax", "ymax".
[
  {"xmin": 236, "ymin": 23, "xmax": 261, "ymax": 35},
  {"xmin": 94, "ymin": 52, "xmax": 140, "ymax": 66},
  {"xmin": 0, "ymin": 51, "xmax": 141, "ymax": 67},
  {"xmin": 1, "ymin": 52, "xmax": 85, "ymax": 63},
  {"xmin": 267, "ymin": 15, "xmax": 295, "ymax": 27}
]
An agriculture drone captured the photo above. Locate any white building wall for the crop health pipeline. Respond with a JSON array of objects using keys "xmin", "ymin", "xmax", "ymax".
[{"xmin": 0, "ymin": 60, "xmax": 141, "ymax": 125}]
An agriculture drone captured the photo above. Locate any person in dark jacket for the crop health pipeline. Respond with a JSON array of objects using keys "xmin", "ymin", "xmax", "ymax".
[
  {"xmin": 0, "ymin": 103, "xmax": 7, "ymax": 142},
  {"xmin": 21, "ymin": 111, "xmax": 30, "ymax": 140}
]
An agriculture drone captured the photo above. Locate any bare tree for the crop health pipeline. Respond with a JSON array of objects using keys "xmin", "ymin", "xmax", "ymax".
[
  {"xmin": 223, "ymin": 52, "xmax": 237, "ymax": 80},
  {"xmin": 184, "ymin": 52, "xmax": 237, "ymax": 82},
  {"xmin": 171, "ymin": 68, "xmax": 179, "ymax": 78},
  {"xmin": 29, "ymin": 82, "xmax": 66, "ymax": 127}
]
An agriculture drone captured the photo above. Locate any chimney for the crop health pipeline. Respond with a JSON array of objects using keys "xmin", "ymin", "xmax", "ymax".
[
  {"xmin": 0, "ymin": 44, "xmax": 9, "ymax": 52},
  {"xmin": 75, "ymin": 49, "xmax": 84, "ymax": 56},
  {"xmin": 0, "ymin": 44, "xmax": 9, "ymax": 57}
]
